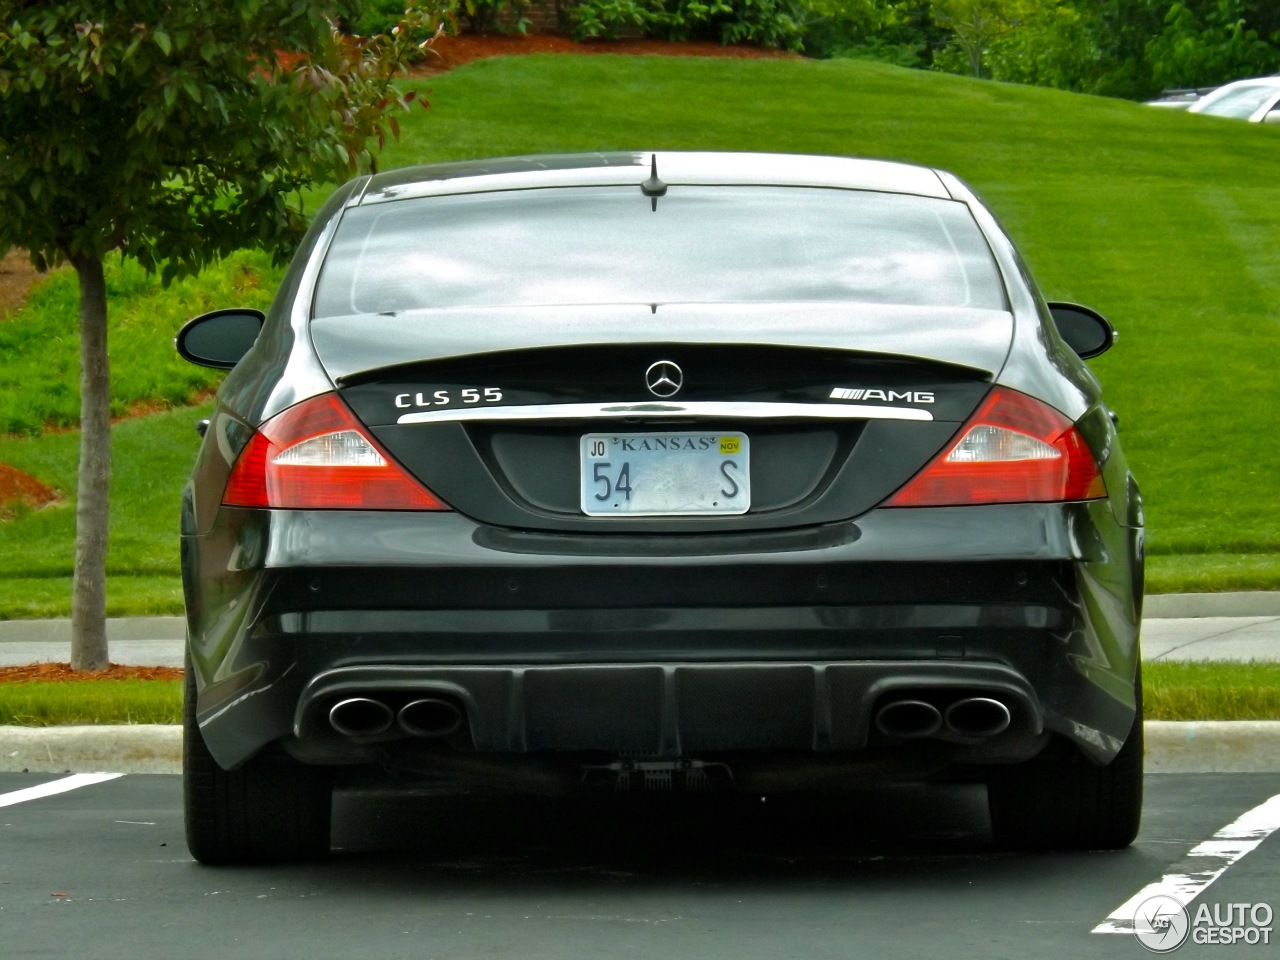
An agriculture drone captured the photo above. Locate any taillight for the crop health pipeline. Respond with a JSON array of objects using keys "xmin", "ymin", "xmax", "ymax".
[
  {"xmin": 222, "ymin": 393, "xmax": 449, "ymax": 510},
  {"xmin": 886, "ymin": 388, "xmax": 1106, "ymax": 507}
]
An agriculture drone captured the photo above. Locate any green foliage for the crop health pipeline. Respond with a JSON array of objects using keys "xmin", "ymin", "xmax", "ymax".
[
  {"xmin": 571, "ymin": 0, "xmax": 806, "ymax": 51},
  {"xmin": 454, "ymin": 0, "xmax": 533, "ymax": 34},
  {"xmin": 975, "ymin": 2, "xmax": 1098, "ymax": 89},
  {"xmin": 929, "ymin": 0, "xmax": 1010, "ymax": 78},
  {"xmin": 356, "ymin": 0, "xmax": 531, "ymax": 36},
  {"xmin": 0, "ymin": 0, "xmax": 440, "ymax": 276},
  {"xmin": 352, "ymin": 0, "xmax": 424, "ymax": 34},
  {"xmin": 926, "ymin": 0, "xmax": 1101, "ymax": 88},
  {"xmin": 0, "ymin": 254, "xmax": 278, "ymax": 435},
  {"xmin": 1146, "ymin": 0, "xmax": 1276, "ymax": 89},
  {"xmin": 802, "ymin": 1, "xmax": 1280, "ymax": 99},
  {"xmin": 799, "ymin": 0, "xmax": 932, "ymax": 66},
  {"xmin": 571, "ymin": 0, "xmax": 660, "ymax": 40}
]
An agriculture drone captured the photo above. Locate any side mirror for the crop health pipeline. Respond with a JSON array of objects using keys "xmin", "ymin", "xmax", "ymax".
[
  {"xmin": 1047, "ymin": 302, "xmax": 1116, "ymax": 359},
  {"xmin": 175, "ymin": 308, "xmax": 265, "ymax": 369}
]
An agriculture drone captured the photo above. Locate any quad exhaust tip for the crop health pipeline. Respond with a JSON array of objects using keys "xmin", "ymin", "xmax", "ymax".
[
  {"xmin": 328, "ymin": 696, "xmax": 466, "ymax": 738},
  {"xmin": 875, "ymin": 695, "xmax": 1014, "ymax": 740},
  {"xmin": 874, "ymin": 699, "xmax": 943, "ymax": 739},
  {"xmin": 398, "ymin": 698, "xmax": 464, "ymax": 738},
  {"xmin": 943, "ymin": 697, "xmax": 1012, "ymax": 738},
  {"xmin": 328, "ymin": 697, "xmax": 395, "ymax": 738}
]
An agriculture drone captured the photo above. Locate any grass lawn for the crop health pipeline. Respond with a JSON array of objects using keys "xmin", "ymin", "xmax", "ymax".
[
  {"xmin": 0, "ymin": 253, "xmax": 276, "ymax": 435},
  {"xmin": 0, "ymin": 403, "xmax": 211, "ymax": 618},
  {"xmin": 1143, "ymin": 661, "xmax": 1280, "ymax": 721},
  {"xmin": 1, "ymin": 53, "xmax": 1277, "ymax": 615},
  {"xmin": 0, "ymin": 679, "xmax": 182, "ymax": 725}
]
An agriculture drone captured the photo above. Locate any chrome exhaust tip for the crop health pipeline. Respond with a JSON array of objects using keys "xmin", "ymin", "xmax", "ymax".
[
  {"xmin": 944, "ymin": 697, "xmax": 1012, "ymax": 738},
  {"xmin": 874, "ymin": 699, "xmax": 943, "ymax": 739},
  {"xmin": 398, "ymin": 698, "xmax": 464, "ymax": 738},
  {"xmin": 328, "ymin": 697, "xmax": 395, "ymax": 737}
]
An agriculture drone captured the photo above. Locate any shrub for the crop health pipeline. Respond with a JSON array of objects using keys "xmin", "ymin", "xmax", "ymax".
[
  {"xmin": 352, "ymin": 0, "xmax": 532, "ymax": 37},
  {"xmin": 570, "ymin": 0, "xmax": 806, "ymax": 50}
]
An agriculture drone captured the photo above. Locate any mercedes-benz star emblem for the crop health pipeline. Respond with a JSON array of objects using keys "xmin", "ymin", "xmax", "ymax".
[{"xmin": 645, "ymin": 360, "xmax": 683, "ymax": 398}]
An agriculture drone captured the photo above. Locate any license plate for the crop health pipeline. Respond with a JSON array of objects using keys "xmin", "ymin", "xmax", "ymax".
[{"xmin": 580, "ymin": 432, "xmax": 750, "ymax": 516}]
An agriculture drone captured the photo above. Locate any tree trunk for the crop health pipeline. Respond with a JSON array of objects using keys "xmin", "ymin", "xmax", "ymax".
[
  {"xmin": 968, "ymin": 42, "xmax": 984, "ymax": 78},
  {"xmin": 70, "ymin": 253, "xmax": 111, "ymax": 672}
]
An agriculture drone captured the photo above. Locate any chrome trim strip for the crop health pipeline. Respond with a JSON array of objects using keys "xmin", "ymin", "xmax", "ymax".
[{"xmin": 395, "ymin": 401, "xmax": 934, "ymax": 425}]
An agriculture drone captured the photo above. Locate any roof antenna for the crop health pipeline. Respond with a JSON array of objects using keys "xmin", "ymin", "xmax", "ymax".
[{"xmin": 640, "ymin": 153, "xmax": 667, "ymax": 212}]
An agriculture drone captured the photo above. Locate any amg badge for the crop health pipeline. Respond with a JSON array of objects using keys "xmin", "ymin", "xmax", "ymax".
[{"xmin": 830, "ymin": 387, "xmax": 935, "ymax": 404}]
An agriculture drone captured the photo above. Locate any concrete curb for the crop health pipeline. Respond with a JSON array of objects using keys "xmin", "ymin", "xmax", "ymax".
[
  {"xmin": 1145, "ymin": 592, "xmax": 1280, "ymax": 619},
  {"xmin": 2, "ymin": 722, "xmax": 1278, "ymax": 776},
  {"xmin": 0, "ymin": 725, "xmax": 181, "ymax": 775},
  {"xmin": 1144, "ymin": 721, "xmax": 1280, "ymax": 773}
]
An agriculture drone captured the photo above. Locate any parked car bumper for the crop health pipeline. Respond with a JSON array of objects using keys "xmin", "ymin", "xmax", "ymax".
[{"xmin": 182, "ymin": 500, "xmax": 1142, "ymax": 774}]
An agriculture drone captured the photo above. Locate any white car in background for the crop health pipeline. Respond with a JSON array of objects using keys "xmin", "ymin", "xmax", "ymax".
[
  {"xmin": 1186, "ymin": 76, "xmax": 1280, "ymax": 122},
  {"xmin": 1144, "ymin": 89, "xmax": 1203, "ymax": 109}
]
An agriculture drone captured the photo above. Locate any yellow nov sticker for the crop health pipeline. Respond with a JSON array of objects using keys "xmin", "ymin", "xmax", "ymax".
[{"xmin": 719, "ymin": 437, "xmax": 741, "ymax": 455}]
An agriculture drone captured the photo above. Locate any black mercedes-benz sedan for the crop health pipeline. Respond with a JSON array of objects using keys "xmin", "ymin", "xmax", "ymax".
[{"xmin": 176, "ymin": 151, "xmax": 1144, "ymax": 864}]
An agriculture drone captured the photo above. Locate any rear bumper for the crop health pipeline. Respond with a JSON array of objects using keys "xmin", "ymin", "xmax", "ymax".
[
  {"xmin": 292, "ymin": 659, "xmax": 1047, "ymax": 756},
  {"xmin": 181, "ymin": 500, "xmax": 1142, "ymax": 772}
]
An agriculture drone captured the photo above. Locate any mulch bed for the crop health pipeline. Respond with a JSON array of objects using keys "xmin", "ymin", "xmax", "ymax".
[
  {"xmin": 0, "ymin": 463, "xmax": 60, "ymax": 514},
  {"xmin": 0, "ymin": 248, "xmax": 42, "ymax": 319},
  {"xmin": 414, "ymin": 32, "xmax": 799, "ymax": 73},
  {"xmin": 0, "ymin": 663, "xmax": 183, "ymax": 684}
]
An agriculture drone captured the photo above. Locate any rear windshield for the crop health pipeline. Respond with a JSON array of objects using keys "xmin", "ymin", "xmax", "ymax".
[{"xmin": 312, "ymin": 185, "xmax": 1007, "ymax": 317}]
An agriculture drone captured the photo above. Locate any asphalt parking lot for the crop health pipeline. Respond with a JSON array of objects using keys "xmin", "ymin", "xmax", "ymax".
[{"xmin": 1, "ymin": 771, "xmax": 1277, "ymax": 959}]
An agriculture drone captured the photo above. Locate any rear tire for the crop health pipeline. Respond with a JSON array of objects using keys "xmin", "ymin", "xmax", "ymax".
[
  {"xmin": 987, "ymin": 666, "xmax": 1143, "ymax": 850},
  {"xmin": 183, "ymin": 657, "xmax": 332, "ymax": 865}
]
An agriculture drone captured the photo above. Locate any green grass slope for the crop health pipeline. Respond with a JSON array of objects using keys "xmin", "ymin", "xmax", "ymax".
[
  {"xmin": 1, "ymin": 54, "xmax": 1277, "ymax": 615},
  {"xmin": 0, "ymin": 251, "xmax": 277, "ymax": 435},
  {"xmin": 0, "ymin": 402, "xmax": 212, "ymax": 617}
]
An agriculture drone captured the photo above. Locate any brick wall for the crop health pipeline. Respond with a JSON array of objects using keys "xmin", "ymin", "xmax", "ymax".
[
  {"xmin": 523, "ymin": 0, "xmax": 561, "ymax": 33},
  {"xmin": 493, "ymin": 0, "xmax": 564, "ymax": 34}
]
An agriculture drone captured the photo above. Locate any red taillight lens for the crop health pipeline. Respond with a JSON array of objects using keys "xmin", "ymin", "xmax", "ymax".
[
  {"xmin": 885, "ymin": 388, "xmax": 1106, "ymax": 507},
  {"xmin": 222, "ymin": 393, "xmax": 449, "ymax": 510}
]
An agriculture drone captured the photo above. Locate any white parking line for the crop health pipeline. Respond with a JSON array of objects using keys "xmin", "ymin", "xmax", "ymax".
[
  {"xmin": 0, "ymin": 772, "xmax": 124, "ymax": 808},
  {"xmin": 1093, "ymin": 792, "xmax": 1280, "ymax": 934}
]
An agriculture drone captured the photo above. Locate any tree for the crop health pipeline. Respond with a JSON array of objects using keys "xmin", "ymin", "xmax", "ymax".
[
  {"xmin": 0, "ymin": 1, "xmax": 437, "ymax": 669},
  {"xmin": 1145, "ymin": 0, "xmax": 1276, "ymax": 89},
  {"xmin": 930, "ymin": 0, "xmax": 1014, "ymax": 78},
  {"xmin": 982, "ymin": 1, "xmax": 1099, "ymax": 91}
]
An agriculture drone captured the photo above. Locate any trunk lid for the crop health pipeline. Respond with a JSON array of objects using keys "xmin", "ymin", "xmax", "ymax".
[{"xmin": 325, "ymin": 304, "xmax": 1011, "ymax": 533}]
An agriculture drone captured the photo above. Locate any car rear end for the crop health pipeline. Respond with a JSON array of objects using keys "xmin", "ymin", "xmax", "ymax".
[{"xmin": 179, "ymin": 153, "xmax": 1143, "ymax": 859}]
